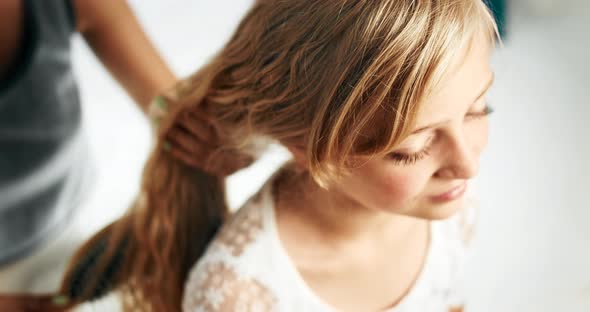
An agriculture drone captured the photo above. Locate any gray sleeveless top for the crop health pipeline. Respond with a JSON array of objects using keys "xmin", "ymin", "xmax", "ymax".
[{"xmin": 0, "ymin": 0, "xmax": 93, "ymax": 265}]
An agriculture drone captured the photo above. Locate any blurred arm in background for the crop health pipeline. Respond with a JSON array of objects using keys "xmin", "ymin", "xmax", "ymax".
[
  {"xmin": 74, "ymin": 0, "xmax": 176, "ymax": 111},
  {"xmin": 75, "ymin": 0, "xmax": 242, "ymax": 172}
]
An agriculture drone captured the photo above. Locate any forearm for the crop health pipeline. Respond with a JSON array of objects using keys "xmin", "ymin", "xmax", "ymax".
[{"xmin": 74, "ymin": 0, "xmax": 176, "ymax": 111}]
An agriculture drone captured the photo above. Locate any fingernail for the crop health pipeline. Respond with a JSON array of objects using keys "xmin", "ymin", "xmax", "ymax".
[
  {"xmin": 163, "ymin": 141, "xmax": 172, "ymax": 152},
  {"xmin": 52, "ymin": 295, "xmax": 70, "ymax": 306},
  {"xmin": 155, "ymin": 96, "xmax": 168, "ymax": 111}
]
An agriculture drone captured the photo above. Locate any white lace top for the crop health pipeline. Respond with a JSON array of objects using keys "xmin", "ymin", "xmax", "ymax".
[{"xmin": 183, "ymin": 178, "xmax": 477, "ymax": 312}]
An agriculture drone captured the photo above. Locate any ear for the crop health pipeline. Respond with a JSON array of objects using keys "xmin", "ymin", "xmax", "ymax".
[{"xmin": 286, "ymin": 145, "xmax": 309, "ymax": 171}]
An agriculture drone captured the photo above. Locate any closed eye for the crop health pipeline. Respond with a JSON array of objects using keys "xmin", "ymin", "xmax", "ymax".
[
  {"xmin": 387, "ymin": 147, "xmax": 431, "ymax": 166},
  {"xmin": 387, "ymin": 135, "xmax": 435, "ymax": 166},
  {"xmin": 466, "ymin": 104, "xmax": 494, "ymax": 120}
]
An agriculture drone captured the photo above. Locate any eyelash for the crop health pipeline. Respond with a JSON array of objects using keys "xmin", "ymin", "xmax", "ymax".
[
  {"xmin": 388, "ymin": 104, "xmax": 494, "ymax": 166},
  {"xmin": 466, "ymin": 104, "xmax": 494, "ymax": 120},
  {"xmin": 388, "ymin": 147, "xmax": 432, "ymax": 166}
]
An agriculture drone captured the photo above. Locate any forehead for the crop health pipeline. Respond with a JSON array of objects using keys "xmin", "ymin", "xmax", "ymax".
[{"xmin": 414, "ymin": 32, "xmax": 493, "ymax": 128}]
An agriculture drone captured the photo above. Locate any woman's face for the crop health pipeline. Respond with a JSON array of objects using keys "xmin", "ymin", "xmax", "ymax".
[{"xmin": 333, "ymin": 32, "xmax": 494, "ymax": 220}]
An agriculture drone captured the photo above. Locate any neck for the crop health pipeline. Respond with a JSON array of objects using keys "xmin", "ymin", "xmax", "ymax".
[{"xmin": 274, "ymin": 168, "xmax": 422, "ymax": 247}]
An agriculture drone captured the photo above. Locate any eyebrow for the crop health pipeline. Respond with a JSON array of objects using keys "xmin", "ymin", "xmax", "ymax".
[{"xmin": 410, "ymin": 73, "xmax": 495, "ymax": 135}]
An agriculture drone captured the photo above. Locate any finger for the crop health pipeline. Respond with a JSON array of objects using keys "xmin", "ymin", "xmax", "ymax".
[
  {"xmin": 167, "ymin": 145, "xmax": 203, "ymax": 169},
  {"xmin": 205, "ymin": 151, "xmax": 255, "ymax": 176},
  {"xmin": 177, "ymin": 112, "xmax": 218, "ymax": 144},
  {"xmin": 167, "ymin": 145, "xmax": 232, "ymax": 177},
  {"xmin": 163, "ymin": 130, "xmax": 254, "ymax": 176},
  {"xmin": 166, "ymin": 127, "xmax": 211, "ymax": 157},
  {"xmin": 165, "ymin": 129, "xmax": 222, "ymax": 171}
]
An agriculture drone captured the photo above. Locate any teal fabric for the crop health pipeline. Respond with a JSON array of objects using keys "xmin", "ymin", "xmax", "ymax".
[
  {"xmin": 487, "ymin": 0, "xmax": 507, "ymax": 38},
  {"xmin": 0, "ymin": 0, "xmax": 89, "ymax": 265}
]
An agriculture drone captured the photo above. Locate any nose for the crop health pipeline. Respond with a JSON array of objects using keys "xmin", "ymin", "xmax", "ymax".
[{"xmin": 435, "ymin": 127, "xmax": 481, "ymax": 180}]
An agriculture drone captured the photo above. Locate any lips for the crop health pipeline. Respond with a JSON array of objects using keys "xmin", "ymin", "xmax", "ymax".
[{"xmin": 430, "ymin": 182, "xmax": 468, "ymax": 203}]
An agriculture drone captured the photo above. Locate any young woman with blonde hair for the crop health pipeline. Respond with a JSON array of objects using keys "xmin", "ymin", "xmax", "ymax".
[{"xmin": 13, "ymin": 0, "xmax": 498, "ymax": 311}]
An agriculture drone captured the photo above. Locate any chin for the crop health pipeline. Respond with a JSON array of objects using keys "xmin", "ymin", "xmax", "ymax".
[{"xmin": 413, "ymin": 197, "xmax": 467, "ymax": 221}]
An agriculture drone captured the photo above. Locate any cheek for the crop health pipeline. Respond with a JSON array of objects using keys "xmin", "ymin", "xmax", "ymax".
[
  {"xmin": 481, "ymin": 121, "xmax": 490, "ymax": 150},
  {"xmin": 378, "ymin": 170, "xmax": 423, "ymax": 201},
  {"xmin": 471, "ymin": 119, "xmax": 490, "ymax": 154},
  {"xmin": 363, "ymin": 166, "xmax": 430, "ymax": 210}
]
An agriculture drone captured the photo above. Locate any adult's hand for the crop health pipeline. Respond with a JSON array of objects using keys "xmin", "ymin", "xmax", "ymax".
[{"xmin": 150, "ymin": 95, "xmax": 254, "ymax": 176}]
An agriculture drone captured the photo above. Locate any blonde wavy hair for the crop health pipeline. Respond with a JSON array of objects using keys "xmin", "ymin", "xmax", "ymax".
[{"xmin": 57, "ymin": 0, "xmax": 498, "ymax": 311}]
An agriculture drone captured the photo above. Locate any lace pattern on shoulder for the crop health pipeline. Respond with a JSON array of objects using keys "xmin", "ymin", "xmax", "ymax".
[
  {"xmin": 184, "ymin": 193, "xmax": 275, "ymax": 311},
  {"xmin": 213, "ymin": 194, "xmax": 265, "ymax": 257},
  {"xmin": 184, "ymin": 262, "xmax": 277, "ymax": 312}
]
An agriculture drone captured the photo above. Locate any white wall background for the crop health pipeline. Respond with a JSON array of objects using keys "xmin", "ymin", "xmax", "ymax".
[
  {"xmin": 71, "ymin": 1, "xmax": 590, "ymax": 311},
  {"xmin": 466, "ymin": 2, "xmax": 590, "ymax": 311}
]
